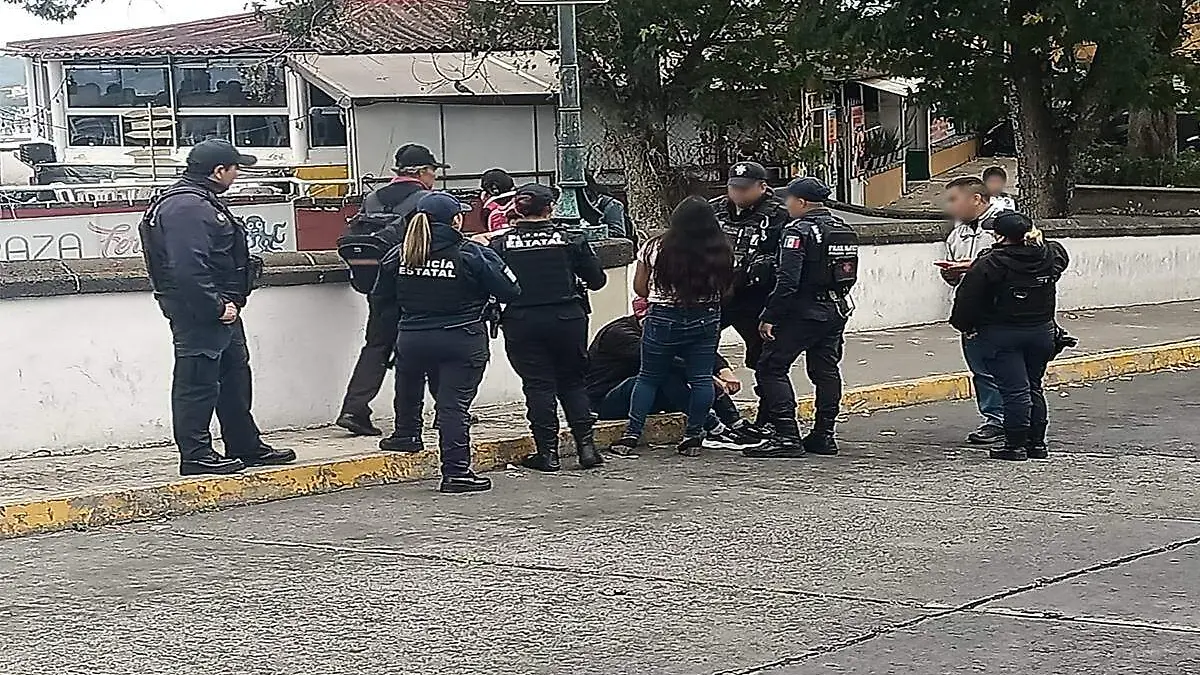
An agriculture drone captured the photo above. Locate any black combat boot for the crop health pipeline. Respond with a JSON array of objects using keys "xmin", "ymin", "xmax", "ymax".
[
  {"xmin": 572, "ymin": 425, "xmax": 604, "ymax": 469},
  {"xmin": 1027, "ymin": 424, "xmax": 1049, "ymax": 460},
  {"xmin": 803, "ymin": 431, "xmax": 839, "ymax": 456},
  {"xmin": 439, "ymin": 473, "xmax": 492, "ymax": 494},
  {"xmin": 521, "ymin": 431, "xmax": 562, "ymax": 473},
  {"xmin": 990, "ymin": 427, "xmax": 1029, "ymax": 462}
]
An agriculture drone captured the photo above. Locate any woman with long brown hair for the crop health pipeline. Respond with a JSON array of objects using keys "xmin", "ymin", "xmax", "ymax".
[{"xmin": 611, "ymin": 197, "xmax": 735, "ymax": 457}]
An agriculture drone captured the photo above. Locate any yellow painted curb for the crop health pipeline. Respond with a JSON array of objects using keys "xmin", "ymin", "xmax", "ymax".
[{"xmin": 3, "ymin": 339, "xmax": 1198, "ymax": 540}]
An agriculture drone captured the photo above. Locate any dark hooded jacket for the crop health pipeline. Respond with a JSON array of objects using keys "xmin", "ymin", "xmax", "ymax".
[{"xmin": 950, "ymin": 240, "xmax": 1070, "ymax": 333}]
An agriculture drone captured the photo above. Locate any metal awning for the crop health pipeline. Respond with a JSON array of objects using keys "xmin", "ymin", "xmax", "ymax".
[
  {"xmin": 288, "ymin": 51, "xmax": 559, "ymax": 101},
  {"xmin": 856, "ymin": 77, "xmax": 922, "ymax": 98}
]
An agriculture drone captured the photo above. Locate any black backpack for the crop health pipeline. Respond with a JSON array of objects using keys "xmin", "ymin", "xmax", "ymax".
[
  {"xmin": 810, "ymin": 216, "xmax": 859, "ymax": 296},
  {"xmin": 337, "ymin": 189, "xmax": 427, "ymax": 294}
]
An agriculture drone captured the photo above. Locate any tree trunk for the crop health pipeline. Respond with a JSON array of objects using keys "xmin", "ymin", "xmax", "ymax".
[
  {"xmin": 1008, "ymin": 63, "xmax": 1071, "ymax": 217},
  {"xmin": 1128, "ymin": 108, "xmax": 1178, "ymax": 159},
  {"xmin": 610, "ymin": 118, "xmax": 675, "ymax": 230}
]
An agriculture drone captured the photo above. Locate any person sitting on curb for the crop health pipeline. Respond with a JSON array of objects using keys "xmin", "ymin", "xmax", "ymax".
[
  {"xmin": 586, "ymin": 297, "xmax": 762, "ymax": 452},
  {"xmin": 936, "ymin": 176, "xmax": 1006, "ymax": 445}
]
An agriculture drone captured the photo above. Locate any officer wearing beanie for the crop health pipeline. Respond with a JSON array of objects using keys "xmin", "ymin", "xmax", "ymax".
[
  {"xmin": 138, "ymin": 139, "xmax": 296, "ymax": 475},
  {"xmin": 488, "ymin": 183, "xmax": 608, "ymax": 471},
  {"xmin": 710, "ymin": 161, "xmax": 790, "ymax": 370},
  {"xmin": 745, "ymin": 176, "xmax": 858, "ymax": 459},
  {"xmin": 374, "ymin": 192, "xmax": 522, "ymax": 494}
]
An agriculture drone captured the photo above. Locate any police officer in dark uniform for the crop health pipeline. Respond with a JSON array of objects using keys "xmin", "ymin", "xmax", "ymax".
[
  {"xmin": 745, "ymin": 177, "xmax": 857, "ymax": 459},
  {"xmin": 374, "ymin": 192, "xmax": 522, "ymax": 494},
  {"xmin": 488, "ymin": 183, "xmax": 608, "ymax": 472},
  {"xmin": 336, "ymin": 143, "xmax": 444, "ymax": 437},
  {"xmin": 139, "ymin": 139, "xmax": 297, "ymax": 475},
  {"xmin": 710, "ymin": 161, "xmax": 790, "ymax": 370}
]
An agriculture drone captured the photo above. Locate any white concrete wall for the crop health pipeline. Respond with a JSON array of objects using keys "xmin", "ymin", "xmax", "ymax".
[
  {"xmin": 0, "ymin": 265, "xmax": 628, "ymax": 454},
  {"xmin": 5, "ymin": 233, "xmax": 1200, "ymax": 454}
]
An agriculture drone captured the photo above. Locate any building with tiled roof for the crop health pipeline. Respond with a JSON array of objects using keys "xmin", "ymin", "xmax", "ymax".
[{"xmin": 4, "ymin": 0, "xmax": 558, "ymax": 188}]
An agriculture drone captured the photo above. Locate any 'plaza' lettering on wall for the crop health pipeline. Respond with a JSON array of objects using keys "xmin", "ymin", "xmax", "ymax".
[{"xmin": 0, "ymin": 203, "xmax": 298, "ymax": 262}]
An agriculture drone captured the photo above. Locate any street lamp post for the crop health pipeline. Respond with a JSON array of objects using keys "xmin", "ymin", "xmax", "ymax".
[{"xmin": 516, "ymin": 0, "xmax": 607, "ymax": 242}]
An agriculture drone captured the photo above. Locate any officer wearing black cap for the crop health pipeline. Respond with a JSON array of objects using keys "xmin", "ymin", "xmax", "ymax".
[
  {"xmin": 711, "ymin": 161, "xmax": 790, "ymax": 370},
  {"xmin": 374, "ymin": 191, "xmax": 522, "ymax": 494},
  {"xmin": 336, "ymin": 143, "xmax": 447, "ymax": 437},
  {"xmin": 745, "ymin": 176, "xmax": 859, "ymax": 459},
  {"xmin": 138, "ymin": 139, "xmax": 297, "ymax": 475},
  {"xmin": 488, "ymin": 183, "xmax": 608, "ymax": 472}
]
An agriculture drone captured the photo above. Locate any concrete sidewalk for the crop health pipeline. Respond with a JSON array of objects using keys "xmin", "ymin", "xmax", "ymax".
[{"xmin": 3, "ymin": 301, "xmax": 1199, "ymax": 538}]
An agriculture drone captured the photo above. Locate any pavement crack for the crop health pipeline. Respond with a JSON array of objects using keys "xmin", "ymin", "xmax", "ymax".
[
  {"xmin": 164, "ymin": 530, "xmax": 926, "ymax": 612},
  {"xmin": 718, "ymin": 533, "xmax": 1200, "ymax": 674},
  {"xmin": 968, "ymin": 606, "xmax": 1200, "ymax": 635}
]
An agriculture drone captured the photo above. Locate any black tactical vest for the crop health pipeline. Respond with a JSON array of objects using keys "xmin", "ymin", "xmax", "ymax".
[
  {"xmin": 393, "ymin": 242, "xmax": 487, "ymax": 326},
  {"xmin": 796, "ymin": 211, "xmax": 859, "ymax": 300},
  {"xmin": 491, "ymin": 223, "xmax": 580, "ymax": 309}
]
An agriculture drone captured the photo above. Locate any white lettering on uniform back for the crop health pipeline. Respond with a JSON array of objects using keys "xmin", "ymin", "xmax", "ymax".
[
  {"xmin": 507, "ymin": 232, "xmax": 567, "ymax": 250},
  {"xmin": 400, "ymin": 257, "xmax": 458, "ymax": 278}
]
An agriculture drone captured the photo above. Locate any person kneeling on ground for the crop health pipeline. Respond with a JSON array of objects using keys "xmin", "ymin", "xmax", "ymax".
[{"xmin": 587, "ymin": 297, "xmax": 763, "ymax": 452}]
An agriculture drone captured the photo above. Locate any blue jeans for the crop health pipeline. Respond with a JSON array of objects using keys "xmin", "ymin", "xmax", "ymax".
[
  {"xmin": 962, "ymin": 333, "xmax": 1004, "ymax": 427},
  {"xmin": 625, "ymin": 304, "xmax": 721, "ymax": 438},
  {"xmin": 598, "ymin": 375, "xmax": 740, "ymax": 432},
  {"xmin": 975, "ymin": 323, "xmax": 1055, "ymax": 433}
]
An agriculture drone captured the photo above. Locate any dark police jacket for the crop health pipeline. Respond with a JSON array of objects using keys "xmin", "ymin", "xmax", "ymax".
[
  {"xmin": 488, "ymin": 220, "xmax": 607, "ymax": 320},
  {"xmin": 373, "ymin": 223, "xmax": 521, "ymax": 331},
  {"xmin": 710, "ymin": 190, "xmax": 789, "ymax": 297},
  {"xmin": 950, "ymin": 240, "xmax": 1070, "ymax": 333},
  {"xmin": 360, "ymin": 176, "xmax": 428, "ymax": 222},
  {"xmin": 139, "ymin": 175, "xmax": 253, "ymax": 357},
  {"xmin": 760, "ymin": 208, "xmax": 844, "ymax": 325}
]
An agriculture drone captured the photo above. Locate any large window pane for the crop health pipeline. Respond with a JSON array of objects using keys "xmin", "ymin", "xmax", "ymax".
[
  {"xmin": 309, "ymin": 109, "xmax": 346, "ymax": 147},
  {"xmin": 68, "ymin": 115, "xmax": 120, "ymax": 146},
  {"xmin": 173, "ymin": 61, "xmax": 286, "ymax": 107},
  {"xmin": 178, "ymin": 115, "xmax": 232, "ymax": 145},
  {"xmin": 234, "ymin": 115, "xmax": 289, "ymax": 147},
  {"xmin": 66, "ymin": 68, "xmax": 168, "ymax": 108}
]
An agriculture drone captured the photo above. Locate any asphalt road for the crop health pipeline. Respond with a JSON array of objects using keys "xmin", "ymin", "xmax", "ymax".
[{"xmin": 2, "ymin": 369, "xmax": 1199, "ymax": 674}]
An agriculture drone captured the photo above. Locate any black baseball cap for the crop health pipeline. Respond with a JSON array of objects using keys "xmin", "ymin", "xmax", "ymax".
[
  {"xmin": 992, "ymin": 211, "xmax": 1033, "ymax": 240},
  {"xmin": 394, "ymin": 143, "xmax": 448, "ymax": 170},
  {"xmin": 186, "ymin": 139, "xmax": 257, "ymax": 175},
  {"xmin": 727, "ymin": 161, "xmax": 768, "ymax": 187},
  {"xmin": 785, "ymin": 176, "xmax": 833, "ymax": 202},
  {"xmin": 416, "ymin": 191, "xmax": 472, "ymax": 224},
  {"xmin": 514, "ymin": 182, "xmax": 559, "ymax": 212}
]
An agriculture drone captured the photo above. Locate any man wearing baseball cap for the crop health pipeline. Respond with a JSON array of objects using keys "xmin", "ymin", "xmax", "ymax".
[
  {"xmin": 710, "ymin": 160, "xmax": 791, "ymax": 371},
  {"xmin": 745, "ymin": 176, "xmax": 859, "ymax": 460},
  {"xmin": 138, "ymin": 139, "xmax": 296, "ymax": 475},
  {"xmin": 336, "ymin": 142, "xmax": 448, "ymax": 437}
]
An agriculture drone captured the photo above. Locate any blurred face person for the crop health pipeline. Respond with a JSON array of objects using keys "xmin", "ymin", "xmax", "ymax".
[
  {"xmin": 728, "ymin": 180, "xmax": 767, "ymax": 209},
  {"xmin": 985, "ymin": 174, "xmax": 1007, "ymax": 198},
  {"xmin": 945, "ymin": 179, "xmax": 990, "ymax": 222}
]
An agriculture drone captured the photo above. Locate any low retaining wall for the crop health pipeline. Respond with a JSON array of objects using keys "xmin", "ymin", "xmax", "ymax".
[
  {"xmin": 0, "ymin": 241, "xmax": 633, "ymax": 455},
  {"xmin": 4, "ymin": 216, "xmax": 1200, "ymax": 455},
  {"xmin": 1073, "ymin": 184, "xmax": 1200, "ymax": 216}
]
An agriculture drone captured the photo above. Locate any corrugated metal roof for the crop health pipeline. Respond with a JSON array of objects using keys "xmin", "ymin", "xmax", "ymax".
[
  {"xmin": 290, "ymin": 51, "xmax": 557, "ymax": 99},
  {"xmin": 4, "ymin": 0, "xmax": 475, "ymax": 59}
]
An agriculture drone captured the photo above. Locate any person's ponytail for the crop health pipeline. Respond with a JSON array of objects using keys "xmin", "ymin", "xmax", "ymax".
[
  {"xmin": 402, "ymin": 213, "xmax": 431, "ymax": 268},
  {"xmin": 1024, "ymin": 224, "xmax": 1044, "ymax": 246}
]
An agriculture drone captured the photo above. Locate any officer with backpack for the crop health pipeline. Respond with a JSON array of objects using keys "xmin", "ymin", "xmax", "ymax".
[
  {"xmin": 489, "ymin": 183, "xmax": 608, "ymax": 472},
  {"xmin": 138, "ymin": 139, "xmax": 296, "ymax": 476},
  {"xmin": 335, "ymin": 143, "xmax": 444, "ymax": 437},
  {"xmin": 744, "ymin": 177, "xmax": 859, "ymax": 459}
]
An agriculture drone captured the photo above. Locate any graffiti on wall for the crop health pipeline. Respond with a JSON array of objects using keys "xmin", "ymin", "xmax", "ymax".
[{"xmin": 0, "ymin": 202, "xmax": 297, "ymax": 262}]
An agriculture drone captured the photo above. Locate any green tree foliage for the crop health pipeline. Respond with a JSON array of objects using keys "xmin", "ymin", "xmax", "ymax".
[{"xmin": 852, "ymin": 0, "xmax": 1199, "ymax": 216}]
